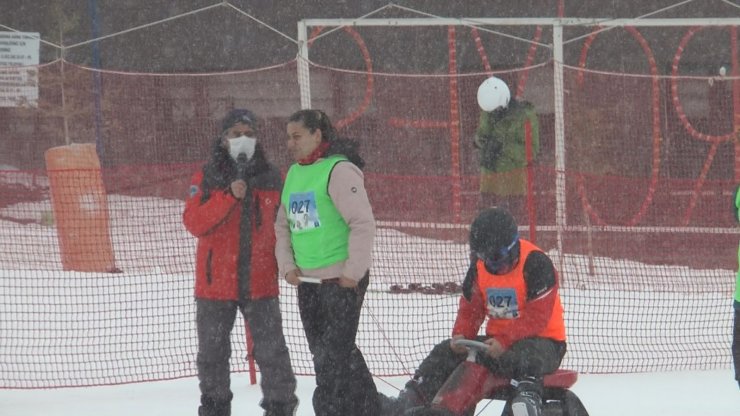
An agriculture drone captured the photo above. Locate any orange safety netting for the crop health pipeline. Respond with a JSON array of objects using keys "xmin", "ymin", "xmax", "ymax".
[{"xmin": 0, "ymin": 58, "xmax": 736, "ymax": 388}]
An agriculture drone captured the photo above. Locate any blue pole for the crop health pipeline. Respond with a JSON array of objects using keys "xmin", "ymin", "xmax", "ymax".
[{"xmin": 88, "ymin": 0, "xmax": 104, "ymax": 162}]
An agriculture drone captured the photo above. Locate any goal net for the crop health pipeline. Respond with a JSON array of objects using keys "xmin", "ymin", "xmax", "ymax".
[{"xmin": 0, "ymin": 16, "xmax": 738, "ymax": 388}]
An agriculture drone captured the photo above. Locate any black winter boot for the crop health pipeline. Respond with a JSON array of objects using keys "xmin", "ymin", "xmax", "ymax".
[
  {"xmin": 378, "ymin": 393, "xmax": 406, "ymax": 416},
  {"xmin": 261, "ymin": 398, "xmax": 299, "ymax": 416},
  {"xmin": 378, "ymin": 380, "xmax": 424, "ymax": 416},
  {"xmin": 510, "ymin": 377, "xmax": 543, "ymax": 416},
  {"xmin": 198, "ymin": 394, "xmax": 232, "ymax": 416}
]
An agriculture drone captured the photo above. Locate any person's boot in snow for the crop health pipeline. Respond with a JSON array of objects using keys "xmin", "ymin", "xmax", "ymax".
[
  {"xmin": 510, "ymin": 377, "xmax": 543, "ymax": 416},
  {"xmin": 198, "ymin": 394, "xmax": 232, "ymax": 416},
  {"xmin": 377, "ymin": 379, "xmax": 424, "ymax": 416},
  {"xmin": 261, "ymin": 398, "xmax": 299, "ymax": 416}
]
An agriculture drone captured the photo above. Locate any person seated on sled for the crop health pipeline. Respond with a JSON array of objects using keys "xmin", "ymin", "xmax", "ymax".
[{"xmin": 381, "ymin": 207, "xmax": 567, "ymax": 416}]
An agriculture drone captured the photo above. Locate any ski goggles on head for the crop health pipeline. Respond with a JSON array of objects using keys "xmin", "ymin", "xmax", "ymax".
[{"xmin": 476, "ymin": 234, "xmax": 520, "ymax": 274}]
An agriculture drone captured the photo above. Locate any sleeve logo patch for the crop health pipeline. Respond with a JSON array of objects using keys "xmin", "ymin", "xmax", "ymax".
[{"xmin": 189, "ymin": 185, "xmax": 199, "ymax": 198}]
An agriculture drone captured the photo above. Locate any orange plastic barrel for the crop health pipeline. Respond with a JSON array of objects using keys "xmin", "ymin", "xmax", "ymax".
[{"xmin": 44, "ymin": 143, "xmax": 117, "ymax": 272}]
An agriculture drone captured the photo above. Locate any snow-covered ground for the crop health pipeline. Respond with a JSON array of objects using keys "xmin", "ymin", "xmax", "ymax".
[
  {"xmin": 1, "ymin": 369, "xmax": 738, "ymax": 415},
  {"xmin": 1, "ymin": 192, "xmax": 738, "ymax": 415}
]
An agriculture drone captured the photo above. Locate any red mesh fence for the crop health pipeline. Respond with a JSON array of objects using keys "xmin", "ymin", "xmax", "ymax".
[{"xmin": 0, "ymin": 58, "xmax": 736, "ymax": 388}]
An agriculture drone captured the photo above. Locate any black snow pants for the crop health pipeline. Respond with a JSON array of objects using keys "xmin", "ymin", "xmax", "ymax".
[{"xmin": 297, "ymin": 273, "xmax": 379, "ymax": 416}]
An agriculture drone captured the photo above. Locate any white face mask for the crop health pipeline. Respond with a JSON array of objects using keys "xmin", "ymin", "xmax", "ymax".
[{"xmin": 228, "ymin": 136, "xmax": 257, "ymax": 161}]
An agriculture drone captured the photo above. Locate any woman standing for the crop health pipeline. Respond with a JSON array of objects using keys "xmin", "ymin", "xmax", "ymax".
[{"xmin": 275, "ymin": 109, "xmax": 379, "ymax": 416}]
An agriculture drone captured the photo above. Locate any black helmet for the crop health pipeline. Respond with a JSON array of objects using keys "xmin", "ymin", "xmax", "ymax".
[{"xmin": 470, "ymin": 207, "xmax": 520, "ymax": 274}]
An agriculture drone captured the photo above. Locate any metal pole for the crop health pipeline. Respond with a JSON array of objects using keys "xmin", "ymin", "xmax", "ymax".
[
  {"xmin": 297, "ymin": 20, "xmax": 311, "ymax": 109},
  {"xmin": 525, "ymin": 119, "xmax": 536, "ymax": 243},
  {"xmin": 88, "ymin": 0, "xmax": 104, "ymax": 161},
  {"xmin": 553, "ymin": 23, "xmax": 566, "ymax": 270}
]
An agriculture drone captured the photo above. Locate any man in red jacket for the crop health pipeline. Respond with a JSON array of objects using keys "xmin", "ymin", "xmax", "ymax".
[
  {"xmin": 183, "ymin": 109, "xmax": 298, "ymax": 416},
  {"xmin": 381, "ymin": 207, "xmax": 566, "ymax": 416}
]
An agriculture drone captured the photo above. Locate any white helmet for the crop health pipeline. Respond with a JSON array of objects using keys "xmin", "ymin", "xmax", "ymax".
[{"xmin": 477, "ymin": 77, "xmax": 511, "ymax": 112}]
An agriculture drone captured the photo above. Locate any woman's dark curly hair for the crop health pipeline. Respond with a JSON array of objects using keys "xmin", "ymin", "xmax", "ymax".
[{"xmin": 288, "ymin": 109, "xmax": 365, "ymax": 169}]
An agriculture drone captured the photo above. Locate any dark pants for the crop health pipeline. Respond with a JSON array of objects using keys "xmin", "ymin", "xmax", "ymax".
[
  {"xmin": 733, "ymin": 307, "xmax": 740, "ymax": 386},
  {"xmin": 297, "ymin": 274, "xmax": 379, "ymax": 416},
  {"xmin": 196, "ymin": 297, "xmax": 297, "ymax": 413},
  {"xmin": 410, "ymin": 336, "xmax": 566, "ymax": 405}
]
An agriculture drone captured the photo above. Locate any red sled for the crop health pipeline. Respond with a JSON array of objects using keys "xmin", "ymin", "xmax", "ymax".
[{"xmin": 405, "ymin": 341, "xmax": 589, "ymax": 416}]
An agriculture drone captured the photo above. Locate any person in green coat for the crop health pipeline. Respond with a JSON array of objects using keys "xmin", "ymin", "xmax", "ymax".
[
  {"xmin": 474, "ymin": 77, "xmax": 539, "ymax": 219},
  {"xmin": 733, "ymin": 185, "xmax": 740, "ymax": 389}
]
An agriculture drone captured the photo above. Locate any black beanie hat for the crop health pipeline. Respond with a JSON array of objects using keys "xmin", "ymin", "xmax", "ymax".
[
  {"xmin": 221, "ymin": 108, "xmax": 258, "ymax": 132},
  {"xmin": 469, "ymin": 207, "xmax": 518, "ymax": 254}
]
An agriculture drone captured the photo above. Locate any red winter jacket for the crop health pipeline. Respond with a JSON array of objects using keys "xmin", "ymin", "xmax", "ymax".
[{"xmin": 183, "ymin": 167, "xmax": 282, "ymax": 301}]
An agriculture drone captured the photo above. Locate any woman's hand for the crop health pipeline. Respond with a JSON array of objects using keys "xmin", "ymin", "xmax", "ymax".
[
  {"xmin": 285, "ymin": 269, "xmax": 302, "ymax": 286},
  {"xmin": 337, "ymin": 277, "xmax": 358, "ymax": 288}
]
